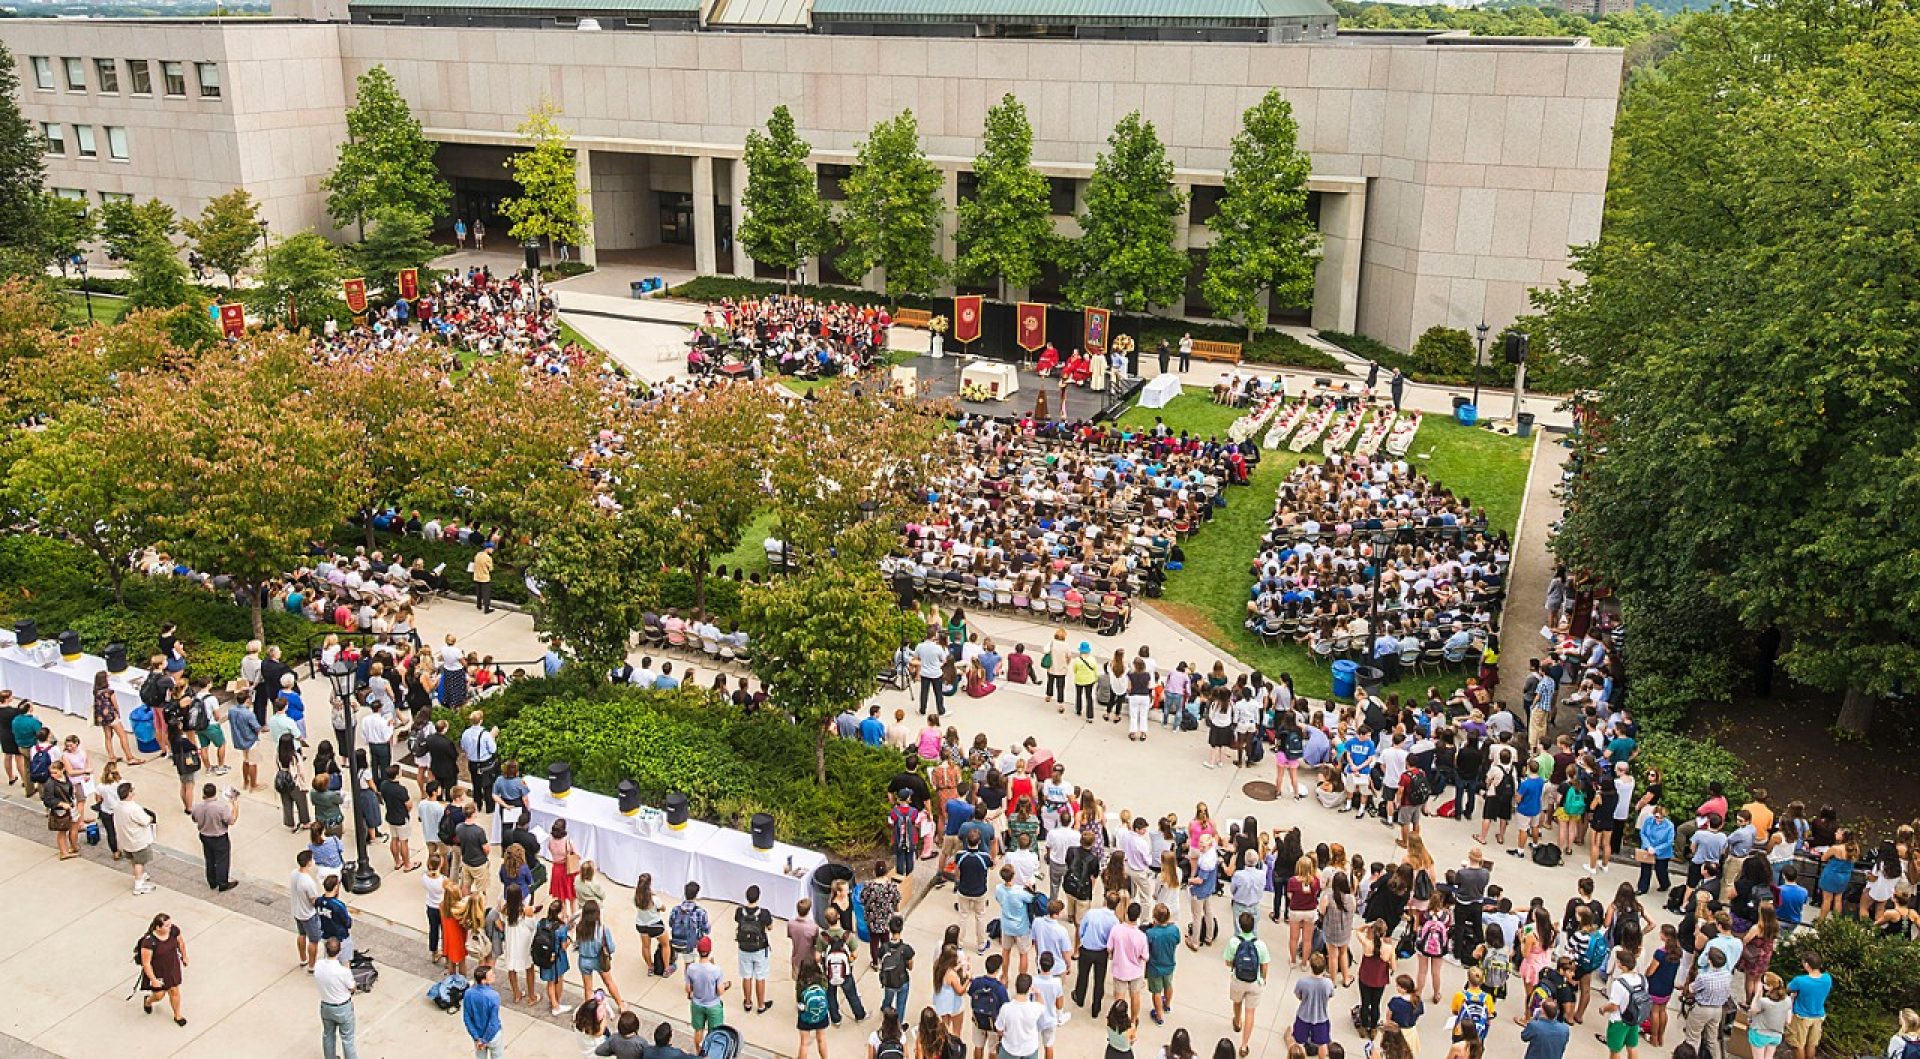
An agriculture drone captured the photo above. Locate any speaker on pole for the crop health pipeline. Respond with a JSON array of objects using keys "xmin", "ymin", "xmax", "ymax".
[{"xmin": 1504, "ymin": 332, "xmax": 1530, "ymax": 365}]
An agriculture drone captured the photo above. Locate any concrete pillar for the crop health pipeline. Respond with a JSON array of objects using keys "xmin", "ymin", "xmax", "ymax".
[
  {"xmin": 1310, "ymin": 185, "xmax": 1365, "ymax": 334},
  {"xmin": 574, "ymin": 149, "xmax": 598, "ymax": 268},
  {"xmin": 691, "ymin": 154, "xmax": 717, "ymax": 277},
  {"xmin": 939, "ymin": 167, "xmax": 959, "ymax": 296},
  {"xmin": 730, "ymin": 157, "xmax": 751, "ymax": 277},
  {"xmin": 1168, "ymin": 181, "xmax": 1194, "ymax": 317}
]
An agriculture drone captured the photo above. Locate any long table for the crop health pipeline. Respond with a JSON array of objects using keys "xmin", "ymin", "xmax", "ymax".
[
  {"xmin": 0, "ymin": 643, "xmax": 145, "ymax": 720},
  {"xmin": 497, "ymin": 777, "xmax": 825, "ymax": 915}
]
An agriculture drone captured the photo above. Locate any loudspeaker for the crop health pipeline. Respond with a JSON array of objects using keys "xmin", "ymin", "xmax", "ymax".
[
  {"xmin": 1504, "ymin": 332, "xmax": 1529, "ymax": 365},
  {"xmin": 58, "ymin": 630, "xmax": 82, "ymax": 661},
  {"xmin": 104, "ymin": 643, "xmax": 129, "ymax": 675},
  {"xmin": 750, "ymin": 812, "xmax": 776, "ymax": 851},
  {"xmin": 547, "ymin": 762, "xmax": 573, "ymax": 798},
  {"xmin": 617, "ymin": 779, "xmax": 642, "ymax": 816},
  {"xmin": 13, "ymin": 619, "xmax": 37, "ymax": 647},
  {"xmin": 523, "ymin": 239, "xmax": 541, "ymax": 272},
  {"xmin": 664, "ymin": 792, "xmax": 690, "ymax": 830}
]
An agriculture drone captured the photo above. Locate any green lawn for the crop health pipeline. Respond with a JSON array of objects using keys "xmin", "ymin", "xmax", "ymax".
[
  {"xmin": 1115, "ymin": 389, "xmax": 1247, "ymax": 438},
  {"xmin": 717, "ymin": 509, "xmax": 779, "ymax": 574},
  {"xmin": 1145, "ymin": 403, "xmax": 1533, "ymax": 699},
  {"xmin": 556, "ymin": 317, "xmax": 604, "ymax": 353},
  {"xmin": 58, "ymin": 291, "xmax": 127, "ymax": 328}
]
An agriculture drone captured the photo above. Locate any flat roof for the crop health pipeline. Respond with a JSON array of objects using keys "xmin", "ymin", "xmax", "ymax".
[
  {"xmin": 810, "ymin": 0, "xmax": 1334, "ymax": 21},
  {"xmin": 349, "ymin": 0, "xmax": 700, "ymax": 10}
]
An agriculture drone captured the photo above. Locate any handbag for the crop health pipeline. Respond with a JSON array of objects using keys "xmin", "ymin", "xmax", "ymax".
[
  {"xmin": 1634, "ymin": 848, "xmax": 1657, "ymax": 865},
  {"xmin": 565, "ymin": 850, "xmax": 582, "ymax": 876},
  {"xmin": 1041, "ymin": 650, "xmax": 1054, "ymax": 671}
]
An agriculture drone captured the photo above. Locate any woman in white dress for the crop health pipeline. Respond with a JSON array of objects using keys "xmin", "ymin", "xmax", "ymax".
[{"xmin": 498, "ymin": 884, "xmax": 541, "ymax": 1005}]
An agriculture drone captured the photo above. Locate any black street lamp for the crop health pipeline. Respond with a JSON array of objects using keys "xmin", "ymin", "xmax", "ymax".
[
  {"xmin": 326, "ymin": 660, "xmax": 382, "ymax": 895},
  {"xmin": 257, "ymin": 218, "xmax": 271, "ymax": 276},
  {"xmin": 1471, "ymin": 320, "xmax": 1490, "ymax": 410},
  {"xmin": 74, "ymin": 256, "xmax": 94, "ymax": 324}
]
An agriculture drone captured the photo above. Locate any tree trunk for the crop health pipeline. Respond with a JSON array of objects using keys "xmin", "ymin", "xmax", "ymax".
[
  {"xmin": 364, "ymin": 514, "xmax": 377, "ymax": 551},
  {"xmin": 109, "ymin": 564, "xmax": 125, "ymax": 607},
  {"xmin": 814, "ymin": 726, "xmax": 827, "ymax": 786},
  {"xmin": 693, "ymin": 561, "xmax": 707, "ymax": 611},
  {"xmin": 248, "ymin": 585, "xmax": 265, "ymax": 643},
  {"xmin": 1836, "ymin": 686, "xmax": 1877, "ymax": 738}
]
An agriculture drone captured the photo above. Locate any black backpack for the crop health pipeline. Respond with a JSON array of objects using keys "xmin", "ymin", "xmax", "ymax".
[
  {"xmin": 1532, "ymin": 843, "xmax": 1562, "ymax": 867},
  {"xmin": 438, "ymin": 810, "xmax": 462, "ymax": 848},
  {"xmin": 879, "ymin": 941, "xmax": 912, "ymax": 989},
  {"xmin": 531, "ymin": 919, "xmax": 558, "ymax": 970},
  {"xmin": 1062, "ymin": 848, "xmax": 1096, "ymax": 901},
  {"xmin": 1282, "ymin": 728, "xmax": 1304, "ymax": 760},
  {"xmin": 185, "ymin": 694, "xmax": 213, "ymax": 733},
  {"xmin": 875, "ymin": 1038, "xmax": 906, "ymax": 1059},
  {"xmin": 736, "ymin": 907, "xmax": 770, "ymax": 952},
  {"xmin": 1406, "ymin": 768, "xmax": 1432, "ymax": 804}
]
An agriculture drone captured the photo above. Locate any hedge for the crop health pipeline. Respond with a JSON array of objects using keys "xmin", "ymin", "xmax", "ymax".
[
  {"xmin": 1773, "ymin": 915, "xmax": 1920, "ymax": 1058},
  {"xmin": 668, "ymin": 275, "xmax": 931, "ymax": 312},
  {"xmin": 1634, "ymin": 732, "xmax": 1750, "ymax": 819},
  {"xmin": 1318, "ymin": 327, "xmax": 1581, "ymax": 395},
  {"xmin": 485, "ymin": 676, "xmax": 898, "ymax": 856},
  {"xmin": 0, "ymin": 535, "xmax": 331, "ymax": 683}
]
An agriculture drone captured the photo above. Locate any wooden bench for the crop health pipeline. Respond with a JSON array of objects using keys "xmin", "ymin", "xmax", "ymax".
[
  {"xmin": 1190, "ymin": 339, "xmax": 1243, "ymax": 364},
  {"xmin": 895, "ymin": 308, "xmax": 932, "ymax": 329}
]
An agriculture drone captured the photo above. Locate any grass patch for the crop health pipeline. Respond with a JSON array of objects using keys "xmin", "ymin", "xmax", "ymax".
[
  {"xmin": 717, "ymin": 509, "xmax": 779, "ymax": 575},
  {"xmin": 1408, "ymin": 417, "xmax": 1533, "ymax": 536},
  {"xmin": 57, "ymin": 291, "xmax": 127, "ymax": 328},
  {"xmin": 556, "ymin": 317, "xmax": 603, "ymax": 353},
  {"xmin": 1115, "ymin": 390, "xmax": 1248, "ymax": 439}
]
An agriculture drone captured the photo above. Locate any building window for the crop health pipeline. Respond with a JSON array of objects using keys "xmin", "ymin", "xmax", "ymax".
[
  {"xmin": 95, "ymin": 59, "xmax": 120, "ymax": 94},
  {"xmin": 107, "ymin": 126, "xmax": 129, "ymax": 161},
  {"xmin": 75, "ymin": 125, "xmax": 97, "ymax": 159},
  {"xmin": 817, "ymin": 164, "xmax": 851, "ymax": 202},
  {"xmin": 63, "ymin": 57, "xmax": 86, "ymax": 91},
  {"xmin": 162, "ymin": 61, "xmax": 186, "ymax": 97},
  {"xmin": 195, "ymin": 62, "xmax": 221, "ymax": 99},
  {"xmin": 54, "ymin": 188, "xmax": 87, "ymax": 202},
  {"xmin": 31, "ymin": 56, "xmax": 55, "ymax": 90},
  {"xmin": 42, "ymin": 123, "xmax": 64, "ymax": 155},
  {"xmin": 127, "ymin": 59, "xmax": 152, "ymax": 95},
  {"xmin": 100, "ymin": 191, "xmax": 133, "ymax": 205},
  {"xmin": 1190, "ymin": 185, "xmax": 1226, "ymax": 227},
  {"xmin": 1046, "ymin": 177, "xmax": 1076, "ymax": 216}
]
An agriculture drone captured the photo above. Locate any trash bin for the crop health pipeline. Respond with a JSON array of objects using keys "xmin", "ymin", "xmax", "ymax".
[
  {"xmin": 808, "ymin": 863, "xmax": 854, "ymax": 926},
  {"xmin": 1516, "ymin": 412, "xmax": 1536, "ymax": 437},
  {"xmin": 1451, "ymin": 395, "xmax": 1469, "ymax": 411},
  {"xmin": 1456, "ymin": 404, "xmax": 1478, "ymax": 427},
  {"xmin": 1356, "ymin": 664, "xmax": 1386, "ymax": 690},
  {"xmin": 1330, "ymin": 659, "xmax": 1359, "ymax": 700}
]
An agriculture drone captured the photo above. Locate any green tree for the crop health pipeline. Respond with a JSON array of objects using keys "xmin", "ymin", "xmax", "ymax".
[
  {"xmin": 1410, "ymin": 325, "xmax": 1474, "ymax": 377},
  {"xmin": 29, "ymin": 192, "xmax": 96, "ymax": 276},
  {"xmin": 182, "ymin": 188, "xmax": 262, "ymax": 288},
  {"xmin": 0, "ymin": 41, "xmax": 48, "ymax": 267},
  {"xmin": 954, "ymin": 95, "xmax": 1054, "ymax": 299},
  {"xmin": 248, "ymin": 230, "xmax": 345, "ymax": 329},
  {"xmin": 500, "ymin": 100, "xmax": 591, "ymax": 255},
  {"xmin": 740, "ymin": 561, "xmax": 902, "ymax": 784},
  {"xmin": 1535, "ymin": 0, "xmax": 1920, "ymax": 735},
  {"xmin": 4, "ymin": 407, "xmax": 157, "ymax": 603},
  {"xmin": 1068, "ymin": 112, "xmax": 1188, "ymax": 312},
  {"xmin": 762, "ymin": 386, "xmax": 941, "ymax": 565},
  {"xmin": 125, "ymin": 234, "xmax": 198, "ymax": 314},
  {"xmin": 528, "ymin": 500, "xmax": 660, "ymax": 683},
  {"xmin": 351, "ymin": 205, "xmax": 439, "ymax": 295},
  {"xmin": 322, "ymin": 65, "xmax": 450, "ymax": 239},
  {"xmin": 97, "ymin": 199, "xmax": 179, "ymax": 262},
  {"xmin": 1202, "ymin": 91, "xmax": 1320, "ymax": 333},
  {"xmin": 321, "ymin": 346, "xmax": 449, "ymax": 548},
  {"xmin": 738, "ymin": 105, "xmax": 829, "ymax": 280},
  {"xmin": 837, "ymin": 110, "xmax": 945, "ymax": 298}
]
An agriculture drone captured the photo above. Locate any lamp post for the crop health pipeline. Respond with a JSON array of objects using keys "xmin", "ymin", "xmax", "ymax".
[
  {"xmin": 74, "ymin": 256, "xmax": 94, "ymax": 324},
  {"xmin": 326, "ymin": 660, "xmax": 382, "ymax": 895},
  {"xmin": 1471, "ymin": 320, "xmax": 1489, "ymax": 410},
  {"xmin": 256, "ymin": 218, "xmax": 271, "ymax": 277}
]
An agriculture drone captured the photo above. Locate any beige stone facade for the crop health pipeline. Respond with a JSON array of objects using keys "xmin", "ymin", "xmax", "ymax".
[{"xmin": 3, "ymin": 18, "xmax": 1622, "ymax": 350}]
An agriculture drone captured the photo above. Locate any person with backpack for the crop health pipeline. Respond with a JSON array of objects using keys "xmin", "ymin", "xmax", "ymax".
[
  {"xmin": 1450, "ymin": 966, "xmax": 1498, "ymax": 1045},
  {"xmin": 822, "ymin": 924, "xmax": 870, "ymax": 1024},
  {"xmin": 1222, "ymin": 911, "xmax": 1270, "ymax": 1059},
  {"xmin": 533, "ymin": 899, "xmax": 572, "ymax": 1016},
  {"xmin": 24, "ymin": 725, "xmax": 55, "ymax": 801},
  {"xmin": 968, "ymin": 953, "xmax": 1009, "ymax": 1057},
  {"xmin": 1600, "ymin": 946, "xmax": 1650, "ymax": 1059},
  {"xmin": 875, "ymin": 914, "xmax": 916, "ymax": 1024},
  {"xmin": 868, "ymin": 1008, "xmax": 911, "ymax": 1059},
  {"xmin": 1415, "ymin": 891, "xmax": 1455, "ymax": 1005},
  {"xmin": 667, "ymin": 881, "xmax": 710, "ymax": 977},
  {"xmin": 736, "ymin": 884, "xmax": 775, "ymax": 1014},
  {"xmin": 685, "ymin": 936, "xmax": 731, "ymax": 1051},
  {"xmin": 794, "ymin": 958, "xmax": 833, "ymax": 1059},
  {"xmin": 1274, "ymin": 713, "xmax": 1308, "ymax": 800},
  {"xmin": 1398, "ymin": 763, "xmax": 1433, "ymax": 847}
]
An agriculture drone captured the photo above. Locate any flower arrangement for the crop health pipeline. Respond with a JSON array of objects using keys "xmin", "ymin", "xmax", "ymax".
[
  {"xmin": 928, "ymin": 315, "xmax": 950, "ymax": 335},
  {"xmin": 1113, "ymin": 334, "xmax": 1135, "ymax": 354},
  {"xmin": 960, "ymin": 381, "xmax": 994, "ymax": 402}
]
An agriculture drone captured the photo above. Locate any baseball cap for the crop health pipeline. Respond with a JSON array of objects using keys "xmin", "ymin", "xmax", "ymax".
[{"xmin": 696, "ymin": 936, "xmax": 713, "ymax": 956}]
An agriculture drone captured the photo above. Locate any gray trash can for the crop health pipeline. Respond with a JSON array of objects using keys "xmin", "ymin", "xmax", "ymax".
[
  {"xmin": 809, "ymin": 863, "xmax": 854, "ymax": 925},
  {"xmin": 1516, "ymin": 412, "xmax": 1536, "ymax": 438}
]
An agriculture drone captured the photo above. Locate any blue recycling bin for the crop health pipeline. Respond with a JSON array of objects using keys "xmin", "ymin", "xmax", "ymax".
[
  {"xmin": 1456, "ymin": 404, "xmax": 1479, "ymax": 426},
  {"xmin": 1331, "ymin": 659, "xmax": 1359, "ymax": 700}
]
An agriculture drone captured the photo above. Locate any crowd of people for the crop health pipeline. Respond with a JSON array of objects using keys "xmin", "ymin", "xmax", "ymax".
[{"xmin": 688, "ymin": 295, "xmax": 894, "ymax": 380}]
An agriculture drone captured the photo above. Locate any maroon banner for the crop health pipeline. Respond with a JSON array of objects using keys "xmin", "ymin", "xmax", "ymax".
[
  {"xmin": 218, "ymin": 302, "xmax": 245, "ymax": 339},
  {"xmin": 396, "ymin": 267, "xmax": 418, "ymax": 302},
  {"xmin": 342, "ymin": 277, "xmax": 368, "ymax": 315},
  {"xmin": 1016, "ymin": 302, "xmax": 1047, "ymax": 352},
  {"xmin": 952, "ymin": 295, "xmax": 983, "ymax": 345},
  {"xmin": 1083, "ymin": 307, "xmax": 1111, "ymax": 356}
]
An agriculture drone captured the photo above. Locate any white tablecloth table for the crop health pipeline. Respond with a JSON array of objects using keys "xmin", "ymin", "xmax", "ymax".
[
  {"xmin": 502, "ymin": 778, "xmax": 825, "ymax": 912},
  {"xmin": 960, "ymin": 360, "xmax": 1020, "ymax": 400},
  {"xmin": 0, "ymin": 644, "xmax": 144, "ymax": 719},
  {"xmin": 1139, "ymin": 373, "xmax": 1183, "ymax": 409}
]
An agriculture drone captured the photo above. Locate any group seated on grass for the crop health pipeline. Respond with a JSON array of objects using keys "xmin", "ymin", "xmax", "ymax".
[
  {"xmin": 890, "ymin": 413, "xmax": 1256, "ymax": 628},
  {"xmin": 1246, "ymin": 453, "xmax": 1512, "ymax": 676},
  {"xmin": 132, "ymin": 544, "xmax": 437, "ymax": 638},
  {"xmin": 686, "ymin": 294, "xmax": 893, "ymax": 380}
]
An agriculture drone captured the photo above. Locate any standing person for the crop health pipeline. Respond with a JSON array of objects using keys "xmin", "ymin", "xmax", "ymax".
[
  {"xmin": 93, "ymin": 671, "xmax": 140, "ymax": 765},
  {"xmin": 1678, "ymin": 947, "xmax": 1733, "ymax": 1054},
  {"xmin": 997, "ymin": 864, "xmax": 1038, "ymax": 984},
  {"xmin": 1599, "ymin": 946, "xmax": 1649, "ymax": 1059},
  {"xmin": 473, "ymin": 218, "xmax": 486, "ymax": 250},
  {"xmin": 189, "ymin": 781, "xmax": 240, "ymax": 891},
  {"xmin": 1043, "ymin": 630, "xmax": 1070, "ymax": 712},
  {"xmin": 796, "ymin": 958, "xmax": 832, "ymax": 1059},
  {"xmin": 996, "ymin": 973, "xmax": 1058, "ymax": 1059},
  {"xmin": 916, "ymin": 629, "xmax": 948, "ymax": 717},
  {"xmin": 315, "ymin": 937, "xmax": 360, "ymax": 1059},
  {"xmin": 227, "ymin": 683, "xmax": 262, "ymax": 791},
  {"xmin": 137, "ymin": 913, "xmax": 190, "ymax": 1026},
  {"xmin": 1125, "ymin": 658, "xmax": 1153, "ymax": 742},
  {"xmin": 41, "ymin": 759, "xmax": 82, "ymax": 860},
  {"xmin": 878, "ymin": 915, "xmax": 916, "ymax": 1025},
  {"xmin": 1748, "ymin": 973, "xmax": 1792, "ymax": 1059},
  {"xmin": 1223, "ymin": 911, "xmax": 1270, "ymax": 1059},
  {"xmin": 1356, "ymin": 919, "xmax": 1394, "ymax": 1034},
  {"xmin": 1108, "ymin": 900, "xmax": 1150, "ymax": 1035},
  {"xmin": 574, "ymin": 899, "xmax": 627, "ymax": 1009},
  {"xmin": 1178, "ymin": 333, "xmax": 1193, "ymax": 372},
  {"xmin": 1784, "ymin": 953, "xmax": 1832, "ymax": 1059},
  {"xmin": 536, "ymin": 900, "xmax": 573, "ymax": 1016},
  {"xmin": 736, "ymin": 884, "xmax": 775, "ymax": 1015},
  {"xmin": 667, "ymin": 881, "xmax": 712, "ymax": 977},
  {"xmin": 1291, "ymin": 953, "xmax": 1335, "ymax": 1058},
  {"xmin": 1520, "ymin": 1000, "xmax": 1569, "ymax": 1059},
  {"xmin": 1071, "ymin": 644, "xmax": 1101, "ymax": 723},
  {"xmin": 455, "ymin": 218, "xmax": 468, "ymax": 249},
  {"xmin": 1143, "ymin": 903, "xmax": 1180, "ymax": 1027},
  {"xmin": 460, "ymin": 711, "xmax": 498, "ymax": 815},
  {"xmin": 472, "ymin": 544, "xmax": 496, "ymax": 614},
  {"xmin": 291, "ymin": 850, "xmax": 324, "ymax": 972},
  {"xmin": 497, "ymin": 884, "xmax": 540, "ymax": 1005},
  {"xmin": 378, "ymin": 765, "xmax": 415, "ymax": 871},
  {"xmin": 117, "ymin": 781, "xmax": 158, "ymax": 894},
  {"xmin": 1073, "ymin": 891, "xmax": 1120, "ymax": 1016},
  {"xmin": 464, "ymin": 964, "xmax": 505, "ymax": 1059},
  {"xmin": 686, "ymin": 937, "xmax": 732, "ymax": 1052}
]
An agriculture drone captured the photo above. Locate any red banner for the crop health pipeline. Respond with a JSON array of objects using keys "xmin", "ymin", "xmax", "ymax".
[
  {"xmin": 1016, "ymin": 302, "xmax": 1047, "ymax": 352},
  {"xmin": 952, "ymin": 295, "xmax": 983, "ymax": 345},
  {"xmin": 396, "ymin": 268, "xmax": 418, "ymax": 302},
  {"xmin": 342, "ymin": 277, "xmax": 368, "ymax": 315},
  {"xmin": 218, "ymin": 302, "xmax": 245, "ymax": 339},
  {"xmin": 1083, "ymin": 307, "xmax": 1111, "ymax": 356}
]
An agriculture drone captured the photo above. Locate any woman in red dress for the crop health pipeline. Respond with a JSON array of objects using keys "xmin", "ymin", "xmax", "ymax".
[{"xmin": 1035, "ymin": 343, "xmax": 1061, "ymax": 376}]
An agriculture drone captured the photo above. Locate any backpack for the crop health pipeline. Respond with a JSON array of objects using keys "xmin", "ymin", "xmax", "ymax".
[
  {"xmin": 824, "ymin": 943, "xmax": 852, "ymax": 986},
  {"xmin": 669, "ymin": 902, "xmax": 703, "ymax": 952},
  {"xmin": 1411, "ymin": 869, "xmax": 1435, "ymax": 902},
  {"xmin": 969, "ymin": 977, "xmax": 1006, "ymax": 1030},
  {"xmin": 438, "ymin": 811, "xmax": 461, "ymax": 848},
  {"xmin": 427, "ymin": 972, "xmax": 468, "ymax": 1011},
  {"xmin": 409, "ymin": 724, "xmax": 431, "ymax": 759},
  {"xmin": 1245, "ymin": 734, "xmax": 1265, "ymax": 764},
  {"xmin": 1282, "ymin": 728, "xmax": 1304, "ymax": 760},
  {"xmin": 1406, "ymin": 769, "xmax": 1432, "ymax": 804},
  {"xmin": 1062, "ymin": 848, "xmax": 1096, "ymax": 901},
  {"xmin": 1532, "ymin": 843, "xmax": 1562, "ymax": 867},
  {"xmin": 1899, "ymin": 1039, "xmax": 1920, "ymax": 1059},
  {"xmin": 1231, "ymin": 935, "xmax": 1263, "ymax": 983},
  {"xmin": 889, "ymin": 805, "xmax": 919, "ymax": 853},
  {"xmin": 1562, "ymin": 785, "xmax": 1588, "ymax": 817},
  {"xmin": 186, "ymin": 694, "xmax": 213, "ymax": 733},
  {"xmin": 1619, "ymin": 973, "xmax": 1652, "ymax": 1026},
  {"xmin": 531, "ymin": 919, "xmax": 558, "ymax": 970},
  {"xmin": 1418, "ymin": 917, "xmax": 1449, "ymax": 957},
  {"xmin": 1608, "ymin": 904, "xmax": 1643, "ymax": 947},
  {"xmin": 1579, "ymin": 931, "xmax": 1609, "ymax": 976},
  {"xmin": 879, "ymin": 941, "xmax": 912, "ymax": 989},
  {"xmin": 1482, "ymin": 947, "xmax": 1512, "ymax": 993},
  {"xmin": 1494, "ymin": 766, "xmax": 1517, "ymax": 801},
  {"xmin": 875, "ymin": 1037, "xmax": 907, "ymax": 1059},
  {"xmin": 736, "ymin": 907, "xmax": 770, "ymax": 952},
  {"xmin": 1455, "ymin": 988, "xmax": 1492, "ymax": 1036},
  {"xmin": 28, "ymin": 746, "xmax": 51, "ymax": 783},
  {"xmin": 1029, "ymin": 890, "xmax": 1051, "ymax": 924},
  {"xmin": 801, "ymin": 985, "xmax": 830, "ymax": 1025}
]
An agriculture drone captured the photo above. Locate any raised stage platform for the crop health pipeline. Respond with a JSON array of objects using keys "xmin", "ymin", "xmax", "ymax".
[{"xmin": 894, "ymin": 352, "xmax": 1144, "ymax": 422}]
